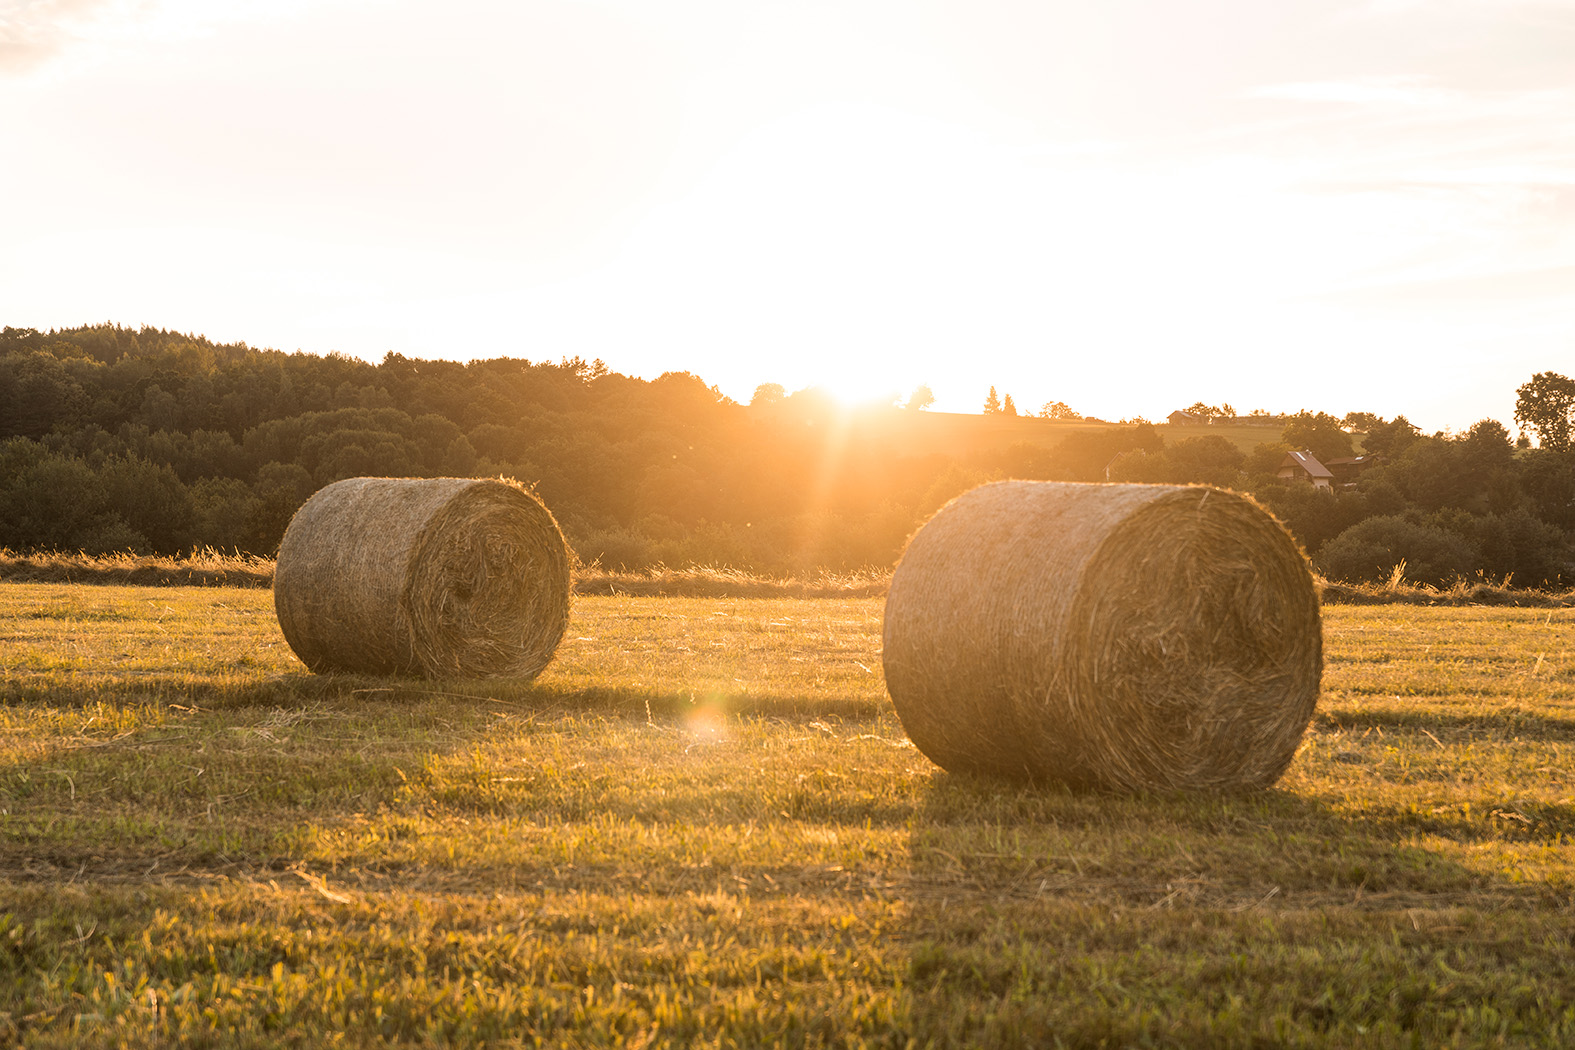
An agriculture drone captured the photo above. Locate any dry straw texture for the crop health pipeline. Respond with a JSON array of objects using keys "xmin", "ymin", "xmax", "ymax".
[
  {"xmin": 274, "ymin": 477, "xmax": 571, "ymax": 679},
  {"xmin": 882, "ymin": 481, "xmax": 1322, "ymax": 792}
]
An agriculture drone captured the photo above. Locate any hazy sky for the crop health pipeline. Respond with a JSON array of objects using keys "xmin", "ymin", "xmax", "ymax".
[{"xmin": 3, "ymin": 0, "xmax": 1572, "ymax": 430}]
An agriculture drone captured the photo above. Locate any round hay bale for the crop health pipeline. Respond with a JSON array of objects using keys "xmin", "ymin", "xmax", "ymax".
[
  {"xmin": 274, "ymin": 477, "xmax": 571, "ymax": 679},
  {"xmin": 882, "ymin": 481, "xmax": 1321, "ymax": 791}
]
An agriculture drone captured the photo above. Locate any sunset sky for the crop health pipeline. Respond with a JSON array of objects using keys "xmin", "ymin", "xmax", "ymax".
[{"xmin": 3, "ymin": 0, "xmax": 1572, "ymax": 431}]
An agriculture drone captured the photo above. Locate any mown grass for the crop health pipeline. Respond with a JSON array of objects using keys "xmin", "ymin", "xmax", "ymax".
[{"xmin": 2, "ymin": 585, "xmax": 1574, "ymax": 1047}]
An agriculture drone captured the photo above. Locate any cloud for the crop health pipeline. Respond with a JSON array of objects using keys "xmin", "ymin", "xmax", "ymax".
[
  {"xmin": 1244, "ymin": 75, "xmax": 1459, "ymax": 107},
  {"xmin": 1231, "ymin": 72, "xmax": 1575, "ymax": 189},
  {"xmin": 0, "ymin": 0, "xmax": 330, "ymax": 75},
  {"xmin": 1356, "ymin": 0, "xmax": 1573, "ymax": 17},
  {"xmin": 0, "ymin": 0, "xmax": 123, "ymax": 73},
  {"xmin": 1315, "ymin": 262, "xmax": 1575, "ymax": 309}
]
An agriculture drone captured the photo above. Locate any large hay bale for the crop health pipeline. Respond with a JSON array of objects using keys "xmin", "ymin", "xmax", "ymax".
[
  {"xmin": 274, "ymin": 477, "xmax": 571, "ymax": 679},
  {"xmin": 882, "ymin": 481, "xmax": 1321, "ymax": 791}
]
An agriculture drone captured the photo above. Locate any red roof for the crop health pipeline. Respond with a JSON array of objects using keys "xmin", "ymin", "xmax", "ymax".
[{"xmin": 1280, "ymin": 450, "xmax": 1333, "ymax": 479}]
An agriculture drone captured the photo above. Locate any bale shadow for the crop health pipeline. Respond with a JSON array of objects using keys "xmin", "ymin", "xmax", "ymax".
[
  {"xmin": 905, "ymin": 774, "xmax": 1510, "ymax": 907},
  {"xmin": 1316, "ymin": 705, "xmax": 1575, "ymax": 741},
  {"xmin": 897, "ymin": 764, "xmax": 1574, "ymax": 1045}
]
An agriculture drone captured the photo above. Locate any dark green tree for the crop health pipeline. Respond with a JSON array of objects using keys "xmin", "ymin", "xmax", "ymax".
[
  {"xmin": 1253, "ymin": 482, "xmax": 1392, "ymax": 556},
  {"xmin": 1519, "ymin": 450, "xmax": 1575, "ymax": 531},
  {"xmin": 189, "ymin": 477, "xmax": 266, "ymax": 552},
  {"xmin": 1043, "ymin": 424, "xmax": 1163, "ymax": 482},
  {"xmin": 1342, "ymin": 410, "xmax": 1382, "ymax": 433},
  {"xmin": 1317, "ymin": 515, "xmax": 1478, "ymax": 587},
  {"xmin": 0, "ymin": 439, "xmax": 104, "ymax": 549},
  {"xmin": 1109, "ymin": 435, "xmax": 1244, "ymax": 488},
  {"xmin": 0, "ymin": 351, "xmax": 87, "ymax": 438},
  {"xmin": 1361, "ymin": 415, "xmax": 1421, "ymax": 458},
  {"xmin": 1246, "ymin": 440, "xmax": 1294, "ymax": 477},
  {"xmin": 1456, "ymin": 510, "xmax": 1572, "ymax": 588},
  {"xmin": 1514, "ymin": 371, "xmax": 1575, "ymax": 451},
  {"xmin": 1281, "ymin": 410, "xmax": 1354, "ymax": 462},
  {"xmin": 1459, "ymin": 419, "xmax": 1518, "ymax": 513}
]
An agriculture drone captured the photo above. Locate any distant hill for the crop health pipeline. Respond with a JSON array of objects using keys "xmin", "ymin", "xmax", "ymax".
[
  {"xmin": 1155, "ymin": 421, "xmax": 1287, "ymax": 454},
  {"xmin": 774, "ymin": 409, "xmax": 1286, "ymax": 459}
]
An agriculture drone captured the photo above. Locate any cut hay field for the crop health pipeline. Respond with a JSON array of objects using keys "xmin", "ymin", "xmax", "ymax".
[{"xmin": 2, "ymin": 585, "xmax": 1574, "ymax": 1048}]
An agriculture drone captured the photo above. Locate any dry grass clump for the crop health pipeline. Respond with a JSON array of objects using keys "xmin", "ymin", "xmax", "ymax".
[
  {"xmin": 273, "ymin": 477, "xmax": 570, "ymax": 679},
  {"xmin": 1316, "ymin": 570, "xmax": 1575, "ymax": 607},
  {"xmin": 882, "ymin": 481, "xmax": 1322, "ymax": 792},
  {"xmin": 0, "ymin": 546, "xmax": 275, "ymax": 587}
]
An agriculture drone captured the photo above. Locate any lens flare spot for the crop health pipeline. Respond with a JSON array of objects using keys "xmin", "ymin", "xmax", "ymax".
[{"xmin": 684, "ymin": 696, "xmax": 731, "ymax": 745}]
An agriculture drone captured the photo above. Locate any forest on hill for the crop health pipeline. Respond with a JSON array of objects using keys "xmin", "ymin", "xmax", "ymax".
[{"xmin": 2, "ymin": 324, "xmax": 1572, "ymax": 587}]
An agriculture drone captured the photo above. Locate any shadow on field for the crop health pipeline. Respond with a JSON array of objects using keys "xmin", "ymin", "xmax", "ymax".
[
  {"xmin": 902, "ymin": 775, "xmax": 1520, "ymax": 913},
  {"xmin": 0, "ymin": 669, "xmax": 904, "ymax": 884},
  {"xmin": 0, "ymin": 672, "xmax": 889, "ymax": 722},
  {"xmin": 7, "ymin": 665, "xmax": 1568, "ymax": 905},
  {"xmin": 1316, "ymin": 705, "xmax": 1575, "ymax": 740},
  {"xmin": 896, "ymin": 767, "xmax": 1570, "ymax": 1045}
]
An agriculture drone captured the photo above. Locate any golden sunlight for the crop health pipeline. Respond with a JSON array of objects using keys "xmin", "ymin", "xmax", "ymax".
[{"xmin": 816, "ymin": 371, "xmax": 904, "ymax": 411}]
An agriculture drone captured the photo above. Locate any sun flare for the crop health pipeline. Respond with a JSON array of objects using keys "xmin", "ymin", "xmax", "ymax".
[{"xmin": 815, "ymin": 371, "xmax": 906, "ymax": 411}]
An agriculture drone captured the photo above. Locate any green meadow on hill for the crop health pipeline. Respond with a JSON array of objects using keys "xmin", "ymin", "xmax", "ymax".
[
  {"xmin": 783, "ymin": 409, "xmax": 1284, "ymax": 460},
  {"xmin": 2, "ymin": 583, "xmax": 1574, "ymax": 1047}
]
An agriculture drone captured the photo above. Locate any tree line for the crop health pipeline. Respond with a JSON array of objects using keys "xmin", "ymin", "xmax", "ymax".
[{"xmin": 1, "ymin": 324, "xmax": 1571, "ymax": 586}]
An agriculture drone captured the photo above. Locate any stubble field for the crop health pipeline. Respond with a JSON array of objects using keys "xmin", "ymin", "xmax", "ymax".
[{"xmin": 1, "ymin": 583, "xmax": 1573, "ymax": 1048}]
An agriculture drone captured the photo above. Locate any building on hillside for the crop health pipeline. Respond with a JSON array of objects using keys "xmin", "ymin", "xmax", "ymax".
[
  {"xmin": 1167, "ymin": 409, "xmax": 1202, "ymax": 426},
  {"xmin": 1277, "ymin": 450, "xmax": 1334, "ymax": 490},
  {"xmin": 1324, "ymin": 455, "xmax": 1379, "ymax": 489}
]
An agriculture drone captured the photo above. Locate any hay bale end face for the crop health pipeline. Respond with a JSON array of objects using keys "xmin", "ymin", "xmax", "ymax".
[
  {"xmin": 274, "ymin": 477, "xmax": 571, "ymax": 679},
  {"xmin": 882, "ymin": 481, "xmax": 1322, "ymax": 791}
]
